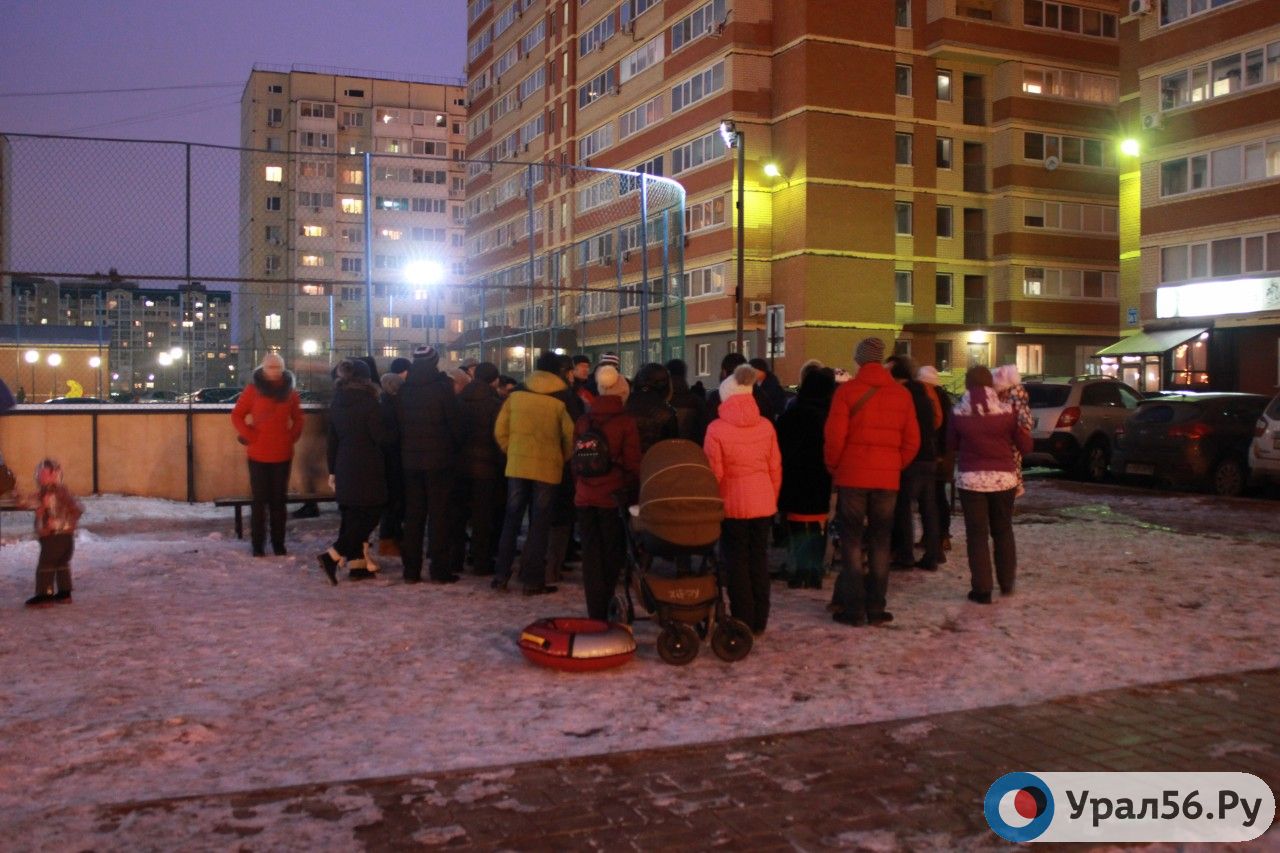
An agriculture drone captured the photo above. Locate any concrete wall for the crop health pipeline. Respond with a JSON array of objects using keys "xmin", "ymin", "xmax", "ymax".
[{"xmin": 0, "ymin": 405, "xmax": 332, "ymax": 502}]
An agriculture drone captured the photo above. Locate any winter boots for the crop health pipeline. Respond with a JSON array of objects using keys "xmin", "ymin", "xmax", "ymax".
[{"xmin": 317, "ymin": 550, "xmax": 340, "ymax": 585}]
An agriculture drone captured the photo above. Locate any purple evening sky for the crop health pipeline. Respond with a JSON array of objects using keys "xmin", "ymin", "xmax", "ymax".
[{"xmin": 0, "ymin": 0, "xmax": 468, "ymax": 144}]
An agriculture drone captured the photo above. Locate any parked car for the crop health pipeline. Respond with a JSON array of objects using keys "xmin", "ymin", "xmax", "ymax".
[
  {"xmin": 177, "ymin": 387, "xmax": 240, "ymax": 404},
  {"xmin": 45, "ymin": 396, "xmax": 110, "ymax": 404},
  {"xmin": 1248, "ymin": 392, "xmax": 1280, "ymax": 488},
  {"xmin": 1024, "ymin": 376, "xmax": 1143, "ymax": 481},
  {"xmin": 134, "ymin": 390, "xmax": 179, "ymax": 403},
  {"xmin": 1110, "ymin": 392, "xmax": 1269, "ymax": 497}
]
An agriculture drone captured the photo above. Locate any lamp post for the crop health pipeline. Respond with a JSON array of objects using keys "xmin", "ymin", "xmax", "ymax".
[
  {"xmin": 169, "ymin": 346, "xmax": 184, "ymax": 396},
  {"xmin": 720, "ymin": 120, "xmax": 746, "ymax": 355},
  {"xmin": 89, "ymin": 356, "xmax": 103, "ymax": 399},
  {"xmin": 47, "ymin": 353, "xmax": 62, "ymax": 400},
  {"xmin": 301, "ymin": 339, "xmax": 318, "ymax": 390},
  {"xmin": 404, "ymin": 259, "xmax": 445, "ymax": 350},
  {"xmin": 24, "ymin": 350, "xmax": 38, "ymax": 400}
]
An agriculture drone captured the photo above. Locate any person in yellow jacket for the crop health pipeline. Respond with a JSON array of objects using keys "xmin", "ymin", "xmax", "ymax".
[{"xmin": 491, "ymin": 351, "xmax": 575, "ymax": 595}]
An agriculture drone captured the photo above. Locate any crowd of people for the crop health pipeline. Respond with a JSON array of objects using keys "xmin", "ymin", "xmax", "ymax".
[{"xmin": 216, "ymin": 336, "xmax": 1034, "ymax": 635}]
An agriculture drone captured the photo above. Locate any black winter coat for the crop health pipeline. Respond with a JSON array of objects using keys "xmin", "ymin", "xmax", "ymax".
[
  {"xmin": 398, "ymin": 360, "xmax": 463, "ymax": 471},
  {"xmin": 904, "ymin": 380, "xmax": 938, "ymax": 464},
  {"xmin": 625, "ymin": 390, "xmax": 679, "ymax": 454},
  {"xmin": 458, "ymin": 379, "xmax": 505, "ymax": 479},
  {"xmin": 328, "ymin": 379, "xmax": 389, "ymax": 506},
  {"xmin": 777, "ymin": 396, "xmax": 833, "ymax": 516},
  {"xmin": 669, "ymin": 379, "xmax": 708, "ymax": 445}
]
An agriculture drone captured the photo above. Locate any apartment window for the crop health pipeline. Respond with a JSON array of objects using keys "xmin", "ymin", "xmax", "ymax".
[
  {"xmin": 1160, "ymin": 40, "xmax": 1280, "ymax": 111},
  {"xmin": 620, "ymin": 95, "xmax": 664, "ymax": 139},
  {"xmin": 300, "ymin": 102, "xmax": 335, "ymax": 119},
  {"xmin": 621, "ymin": 36, "xmax": 664, "ymax": 83},
  {"xmin": 1160, "ymin": 229, "xmax": 1280, "ymax": 283},
  {"xmin": 1023, "ymin": 131, "xmax": 1114, "ymax": 168},
  {"xmin": 265, "ymin": 196, "xmax": 281, "ymax": 211},
  {"xmin": 671, "ymin": 130, "xmax": 727, "ymax": 174},
  {"xmin": 936, "ymin": 273, "xmax": 953, "ymax": 306},
  {"xmin": 265, "ymin": 313, "xmax": 282, "ymax": 330},
  {"xmin": 1022, "ymin": 266, "xmax": 1118, "ymax": 299},
  {"xmin": 671, "ymin": 0, "xmax": 726, "ymax": 52},
  {"xmin": 671, "ymin": 61, "xmax": 725, "ymax": 113},
  {"xmin": 265, "ymin": 225, "xmax": 283, "ymax": 243},
  {"xmin": 341, "ymin": 110, "xmax": 364, "ymax": 128},
  {"xmin": 341, "ymin": 257, "xmax": 363, "ymax": 273},
  {"xmin": 298, "ymin": 191, "xmax": 334, "ymax": 208},
  {"xmin": 266, "ymin": 107, "xmax": 283, "ymax": 127},
  {"xmin": 683, "ymin": 264, "xmax": 726, "ymax": 298},
  {"xmin": 300, "ymin": 132, "xmax": 333, "ymax": 149},
  {"xmin": 267, "ymin": 84, "xmax": 283, "ymax": 94},
  {"xmin": 895, "ymin": 202, "xmax": 913, "ymax": 235},
  {"xmin": 299, "ymin": 254, "xmax": 327, "ymax": 268},
  {"xmin": 343, "ymin": 88, "xmax": 364, "ymax": 97},
  {"xmin": 684, "ymin": 194, "xmax": 726, "ymax": 233},
  {"xmin": 895, "ymin": 65, "xmax": 912, "ymax": 97},
  {"xmin": 895, "ymin": 133, "xmax": 913, "ymax": 166},
  {"xmin": 895, "ymin": 0, "xmax": 910, "ymax": 27},
  {"xmin": 577, "ymin": 123, "xmax": 615, "ymax": 160},
  {"xmin": 1024, "ymin": 1, "xmax": 1117, "ymax": 38},
  {"xmin": 579, "ymin": 11, "xmax": 616, "ymax": 56},
  {"xmin": 340, "ymin": 198, "xmax": 363, "ymax": 214},
  {"xmin": 936, "ymin": 205, "xmax": 953, "ymax": 238},
  {"xmin": 340, "ymin": 227, "xmax": 363, "ymax": 244},
  {"xmin": 935, "ymin": 340, "xmax": 952, "ymax": 371},
  {"xmin": 264, "ymin": 255, "xmax": 280, "ymax": 275},
  {"xmin": 340, "ymin": 168, "xmax": 363, "ymax": 185},
  {"xmin": 1161, "ymin": 0, "xmax": 1241, "ymax": 26},
  {"xmin": 265, "ymin": 137, "xmax": 281, "ymax": 152},
  {"xmin": 936, "ymin": 137, "xmax": 952, "ymax": 168},
  {"xmin": 300, "ymin": 224, "xmax": 325, "ymax": 238},
  {"xmin": 937, "ymin": 70, "xmax": 952, "ymax": 101},
  {"xmin": 1016, "ymin": 345, "xmax": 1044, "ymax": 377},
  {"xmin": 894, "ymin": 271, "xmax": 913, "ymax": 304},
  {"xmin": 262, "ymin": 165, "xmax": 283, "ymax": 183},
  {"xmin": 696, "ymin": 343, "xmax": 710, "ymax": 376}
]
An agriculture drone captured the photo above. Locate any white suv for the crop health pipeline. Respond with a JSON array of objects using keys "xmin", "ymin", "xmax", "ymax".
[
  {"xmin": 1248, "ymin": 392, "xmax": 1280, "ymax": 487},
  {"xmin": 1024, "ymin": 376, "xmax": 1143, "ymax": 481}
]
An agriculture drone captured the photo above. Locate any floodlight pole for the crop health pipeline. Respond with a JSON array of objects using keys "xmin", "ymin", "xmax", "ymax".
[{"xmin": 721, "ymin": 121, "xmax": 746, "ymax": 355}]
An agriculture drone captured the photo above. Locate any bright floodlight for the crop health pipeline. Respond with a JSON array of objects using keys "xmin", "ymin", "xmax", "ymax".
[
  {"xmin": 24, "ymin": 349, "xmax": 39, "ymax": 364},
  {"xmin": 302, "ymin": 339, "xmax": 319, "ymax": 356},
  {"xmin": 719, "ymin": 120, "xmax": 738, "ymax": 149},
  {"xmin": 404, "ymin": 259, "xmax": 445, "ymax": 287},
  {"xmin": 763, "ymin": 162, "xmax": 781, "ymax": 178},
  {"xmin": 1120, "ymin": 138, "xmax": 1140, "ymax": 157},
  {"xmin": 89, "ymin": 356, "xmax": 102, "ymax": 368},
  {"xmin": 47, "ymin": 353, "xmax": 62, "ymax": 367},
  {"xmin": 169, "ymin": 346, "xmax": 183, "ymax": 359},
  {"xmin": 158, "ymin": 353, "xmax": 173, "ymax": 367}
]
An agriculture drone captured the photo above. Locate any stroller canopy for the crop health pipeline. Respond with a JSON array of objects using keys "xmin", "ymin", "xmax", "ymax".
[{"xmin": 637, "ymin": 439, "xmax": 724, "ymax": 548}]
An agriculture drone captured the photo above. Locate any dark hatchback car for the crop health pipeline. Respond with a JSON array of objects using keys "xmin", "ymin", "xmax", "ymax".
[{"xmin": 1110, "ymin": 392, "xmax": 1269, "ymax": 496}]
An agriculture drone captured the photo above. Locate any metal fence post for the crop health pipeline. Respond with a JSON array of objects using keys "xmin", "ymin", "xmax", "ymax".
[
  {"xmin": 639, "ymin": 175, "xmax": 650, "ymax": 360},
  {"xmin": 363, "ymin": 151, "xmax": 374, "ymax": 357},
  {"xmin": 526, "ymin": 163, "xmax": 536, "ymax": 373}
]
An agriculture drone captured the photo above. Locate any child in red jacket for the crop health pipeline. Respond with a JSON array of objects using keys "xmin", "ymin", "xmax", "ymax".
[{"xmin": 26, "ymin": 459, "xmax": 83, "ymax": 607}]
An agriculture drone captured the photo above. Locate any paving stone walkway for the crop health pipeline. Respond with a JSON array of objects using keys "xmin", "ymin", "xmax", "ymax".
[{"xmin": 56, "ymin": 667, "xmax": 1280, "ymax": 850}]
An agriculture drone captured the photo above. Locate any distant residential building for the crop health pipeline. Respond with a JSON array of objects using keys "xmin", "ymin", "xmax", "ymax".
[
  {"xmin": 238, "ymin": 65, "xmax": 469, "ymax": 368},
  {"xmin": 1105, "ymin": 0, "xmax": 1280, "ymax": 394},
  {"xmin": 6, "ymin": 276, "xmax": 234, "ymax": 393}
]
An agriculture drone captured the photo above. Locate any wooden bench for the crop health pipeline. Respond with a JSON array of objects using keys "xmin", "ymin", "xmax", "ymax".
[{"xmin": 213, "ymin": 494, "xmax": 335, "ymax": 539}]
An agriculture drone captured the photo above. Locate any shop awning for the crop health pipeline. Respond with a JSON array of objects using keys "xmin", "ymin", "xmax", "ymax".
[{"xmin": 1093, "ymin": 327, "xmax": 1208, "ymax": 357}]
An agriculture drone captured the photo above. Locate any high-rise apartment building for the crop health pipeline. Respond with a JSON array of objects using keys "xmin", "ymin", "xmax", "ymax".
[
  {"xmin": 6, "ymin": 277, "xmax": 234, "ymax": 393},
  {"xmin": 1105, "ymin": 0, "xmax": 1280, "ymax": 394},
  {"xmin": 239, "ymin": 66, "xmax": 469, "ymax": 367},
  {"xmin": 464, "ymin": 0, "xmax": 1126, "ymax": 383}
]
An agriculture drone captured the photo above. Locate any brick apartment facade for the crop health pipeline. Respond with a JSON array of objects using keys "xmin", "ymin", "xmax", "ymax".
[
  {"xmin": 1107, "ymin": 0, "xmax": 1280, "ymax": 394},
  {"xmin": 464, "ymin": 0, "xmax": 1130, "ymax": 384}
]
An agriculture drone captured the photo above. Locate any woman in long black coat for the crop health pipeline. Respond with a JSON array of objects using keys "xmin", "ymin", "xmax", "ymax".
[
  {"xmin": 317, "ymin": 359, "xmax": 389, "ymax": 584},
  {"xmin": 776, "ymin": 367, "xmax": 837, "ymax": 589}
]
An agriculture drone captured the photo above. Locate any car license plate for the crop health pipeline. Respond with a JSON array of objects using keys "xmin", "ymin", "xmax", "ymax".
[{"xmin": 1126, "ymin": 463, "xmax": 1155, "ymax": 476}]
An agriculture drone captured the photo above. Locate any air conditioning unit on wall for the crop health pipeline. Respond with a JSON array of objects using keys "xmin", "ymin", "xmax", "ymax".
[
  {"xmin": 1142, "ymin": 112, "xmax": 1163, "ymax": 130},
  {"xmin": 1129, "ymin": 0, "xmax": 1152, "ymax": 15},
  {"xmin": 748, "ymin": 300, "xmax": 766, "ymax": 316}
]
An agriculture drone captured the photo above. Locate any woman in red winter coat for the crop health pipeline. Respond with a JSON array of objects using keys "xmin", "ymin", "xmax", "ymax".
[
  {"xmin": 704, "ymin": 364, "xmax": 783, "ymax": 635},
  {"xmin": 574, "ymin": 365, "xmax": 642, "ymax": 620},
  {"xmin": 231, "ymin": 353, "xmax": 305, "ymax": 556}
]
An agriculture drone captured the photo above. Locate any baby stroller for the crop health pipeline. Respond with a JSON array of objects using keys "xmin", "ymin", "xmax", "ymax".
[{"xmin": 610, "ymin": 439, "xmax": 754, "ymax": 665}]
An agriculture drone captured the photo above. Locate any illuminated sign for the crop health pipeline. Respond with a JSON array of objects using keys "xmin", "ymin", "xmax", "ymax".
[{"xmin": 1156, "ymin": 277, "xmax": 1280, "ymax": 319}]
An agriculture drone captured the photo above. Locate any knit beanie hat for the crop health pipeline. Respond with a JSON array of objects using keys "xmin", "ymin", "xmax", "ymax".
[
  {"xmin": 596, "ymin": 365, "xmax": 630, "ymax": 400},
  {"xmin": 992, "ymin": 364, "xmax": 1021, "ymax": 391},
  {"xmin": 916, "ymin": 365, "xmax": 941, "ymax": 386},
  {"xmin": 854, "ymin": 336, "xmax": 886, "ymax": 366},
  {"xmin": 412, "ymin": 344, "xmax": 439, "ymax": 369},
  {"xmin": 718, "ymin": 364, "xmax": 757, "ymax": 400},
  {"xmin": 389, "ymin": 357, "xmax": 413, "ymax": 375},
  {"xmin": 598, "ymin": 351, "xmax": 620, "ymax": 368}
]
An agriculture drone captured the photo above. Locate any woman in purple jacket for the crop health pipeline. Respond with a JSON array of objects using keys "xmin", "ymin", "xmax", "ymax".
[{"xmin": 947, "ymin": 366, "xmax": 1033, "ymax": 604}]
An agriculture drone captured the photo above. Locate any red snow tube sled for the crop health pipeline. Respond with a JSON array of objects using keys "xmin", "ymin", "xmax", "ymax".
[{"xmin": 518, "ymin": 618, "xmax": 636, "ymax": 672}]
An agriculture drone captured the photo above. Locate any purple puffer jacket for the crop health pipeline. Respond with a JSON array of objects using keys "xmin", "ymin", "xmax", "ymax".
[{"xmin": 946, "ymin": 388, "xmax": 1032, "ymax": 474}]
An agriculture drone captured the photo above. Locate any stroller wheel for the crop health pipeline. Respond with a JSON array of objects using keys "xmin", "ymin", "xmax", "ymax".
[
  {"xmin": 710, "ymin": 618, "xmax": 754, "ymax": 662},
  {"xmin": 656, "ymin": 623, "xmax": 700, "ymax": 666},
  {"xmin": 607, "ymin": 593, "xmax": 633, "ymax": 625}
]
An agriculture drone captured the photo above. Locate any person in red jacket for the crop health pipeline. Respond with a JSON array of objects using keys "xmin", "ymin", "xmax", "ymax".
[
  {"xmin": 231, "ymin": 353, "xmax": 305, "ymax": 557},
  {"xmin": 573, "ymin": 364, "xmax": 641, "ymax": 620},
  {"xmin": 823, "ymin": 337, "xmax": 920, "ymax": 626},
  {"xmin": 704, "ymin": 364, "xmax": 783, "ymax": 636}
]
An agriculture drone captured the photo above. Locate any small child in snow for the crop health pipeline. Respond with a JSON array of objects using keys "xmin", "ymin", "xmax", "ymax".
[
  {"xmin": 992, "ymin": 365, "xmax": 1033, "ymax": 498},
  {"xmin": 26, "ymin": 458, "xmax": 83, "ymax": 607}
]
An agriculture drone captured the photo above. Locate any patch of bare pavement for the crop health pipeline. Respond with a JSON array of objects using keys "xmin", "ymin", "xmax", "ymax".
[{"xmin": 15, "ymin": 669, "xmax": 1280, "ymax": 851}]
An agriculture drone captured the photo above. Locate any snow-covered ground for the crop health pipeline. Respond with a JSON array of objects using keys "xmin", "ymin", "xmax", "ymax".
[{"xmin": 0, "ymin": 481, "xmax": 1277, "ymax": 827}]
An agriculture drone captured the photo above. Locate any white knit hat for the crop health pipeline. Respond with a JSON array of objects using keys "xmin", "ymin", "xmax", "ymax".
[{"xmin": 718, "ymin": 363, "xmax": 757, "ymax": 400}]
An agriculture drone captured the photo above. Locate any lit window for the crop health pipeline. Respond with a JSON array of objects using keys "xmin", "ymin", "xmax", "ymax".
[
  {"xmin": 265, "ymin": 313, "xmax": 282, "ymax": 330},
  {"xmin": 380, "ymin": 229, "xmax": 403, "ymax": 240},
  {"xmin": 341, "ymin": 198, "xmax": 363, "ymax": 214},
  {"xmin": 937, "ymin": 70, "xmax": 952, "ymax": 101},
  {"xmin": 264, "ymin": 166, "xmax": 283, "ymax": 182},
  {"xmin": 301, "ymin": 225, "xmax": 325, "ymax": 238}
]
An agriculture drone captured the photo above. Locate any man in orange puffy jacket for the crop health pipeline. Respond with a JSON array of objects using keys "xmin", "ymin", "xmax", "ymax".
[
  {"xmin": 823, "ymin": 337, "xmax": 919, "ymax": 626},
  {"xmin": 231, "ymin": 353, "xmax": 305, "ymax": 557}
]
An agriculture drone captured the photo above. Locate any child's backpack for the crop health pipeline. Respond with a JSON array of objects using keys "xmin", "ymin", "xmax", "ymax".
[{"xmin": 572, "ymin": 416, "xmax": 613, "ymax": 479}]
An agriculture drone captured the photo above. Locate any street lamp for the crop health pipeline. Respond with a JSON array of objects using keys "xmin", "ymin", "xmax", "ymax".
[
  {"xmin": 720, "ymin": 120, "xmax": 746, "ymax": 355},
  {"xmin": 47, "ymin": 353, "xmax": 62, "ymax": 400},
  {"xmin": 89, "ymin": 356, "xmax": 103, "ymax": 399},
  {"xmin": 405, "ymin": 259, "xmax": 446, "ymax": 348},
  {"xmin": 24, "ymin": 349, "xmax": 38, "ymax": 400},
  {"xmin": 302, "ymin": 339, "xmax": 318, "ymax": 389}
]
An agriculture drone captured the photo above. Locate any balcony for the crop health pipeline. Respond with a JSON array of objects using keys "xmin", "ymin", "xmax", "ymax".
[{"xmin": 964, "ymin": 297, "xmax": 987, "ymax": 325}]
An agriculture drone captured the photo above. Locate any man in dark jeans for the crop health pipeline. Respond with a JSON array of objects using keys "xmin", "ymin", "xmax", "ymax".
[
  {"xmin": 453, "ymin": 362, "xmax": 505, "ymax": 575},
  {"xmin": 887, "ymin": 355, "xmax": 943, "ymax": 571},
  {"xmin": 397, "ymin": 345, "xmax": 463, "ymax": 584},
  {"xmin": 823, "ymin": 337, "xmax": 919, "ymax": 625}
]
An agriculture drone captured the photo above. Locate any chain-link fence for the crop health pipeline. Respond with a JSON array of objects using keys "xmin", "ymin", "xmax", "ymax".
[{"xmin": 0, "ymin": 132, "xmax": 685, "ymax": 401}]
